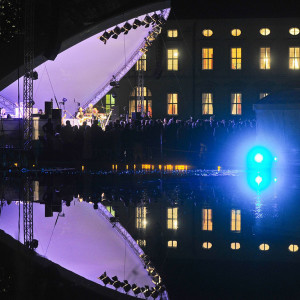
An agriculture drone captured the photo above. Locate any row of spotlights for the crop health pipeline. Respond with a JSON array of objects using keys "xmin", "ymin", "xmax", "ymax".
[
  {"xmin": 98, "ymin": 272, "xmax": 165, "ymax": 298},
  {"xmin": 99, "ymin": 13, "xmax": 166, "ymax": 44}
]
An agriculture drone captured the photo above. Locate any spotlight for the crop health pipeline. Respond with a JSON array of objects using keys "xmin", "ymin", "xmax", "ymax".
[
  {"xmin": 113, "ymin": 26, "xmax": 121, "ymax": 35},
  {"xmin": 151, "ymin": 289, "xmax": 160, "ymax": 299},
  {"xmin": 112, "ymin": 280, "xmax": 121, "ymax": 290},
  {"xmin": 98, "ymin": 272, "xmax": 107, "ymax": 281},
  {"xmin": 103, "ymin": 31, "xmax": 110, "ymax": 39},
  {"xmin": 144, "ymin": 15, "xmax": 152, "ymax": 25},
  {"xmin": 112, "ymin": 34, "xmax": 118, "ymax": 39},
  {"xmin": 151, "ymin": 13, "xmax": 160, "ymax": 23},
  {"xmin": 133, "ymin": 19, "xmax": 142, "ymax": 29},
  {"xmin": 255, "ymin": 176, "xmax": 262, "ymax": 185},
  {"xmin": 124, "ymin": 30, "xmax": 129, "ymax": 35},
  {"xmin": 143, "ymin": 287, "xmax": 152, "ymax": 297},
  {"xmin": 254, "ymin": 153, "xmax": 263, "ymax": 163},
  {"xmin": 153, "ymin": 26, "xmax": 162, "ymax": 34},
  {"xmin": 123, "ymin": 22, "xmax": 132, "ymax": 31},
  {"xmin": 157, "ymin": 15, "xmax": 166, "ymax": 25},
  {"xmin": 122, "ymin": 281, "xmax": 131, "ymax": 293},
  {"xmin": 132, "ymin": 285, "xmax": 141, "ymax": 296},
  {"xmin": 112, "ymin": 276, "xmax": 118, "ymax": 282},
  {"xmin": 100, "ymin": 275, "xmax": 112, "ymax": 286}
]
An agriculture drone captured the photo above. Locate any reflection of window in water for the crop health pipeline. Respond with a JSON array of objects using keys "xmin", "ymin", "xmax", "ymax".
[
  {"xmin": 137, "ymin": 239, "xmax": 146, "ymax": 247},
  {"xmin": 167, "ymin": 207, "xmax": 178, "ymax": 230},
  {"xmin": 231, "ymin": 209, "xmax": 241, "ymax": 232},
  {"xmin": 202, "ymin": 242, "xmax": 212, "ymax": 249},
  {"xmin": 136, "ymin": 207, "xmax": 147, "ymax": 229},
  {"xmin": 168, "ymin": 240, "xmax": 177, "ymax": 248},
  {"xmin": 106, "ymin": 206, "xmax": 115, "ymax": 217},
  {"xmin": 202, "ymin": 209, "xmax": 212, "ymax": 231},
  {"xmin": 288, "ymin": 244, "xmax": 299, "ymax": 252},
  {"xmin": 259, "ymin": 243, "xmax": 270, "ymax": 251},
  {"xmin": 231, "ymin": 242, "xmax": 240, "ymax": 250}
]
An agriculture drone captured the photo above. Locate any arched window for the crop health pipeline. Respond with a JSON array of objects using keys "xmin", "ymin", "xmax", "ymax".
[
  {"xmin": 231, "ymin": 242, "xmax": 241, "ymax": 250},
  {"xmin": 288, "ymin": 244, "xmax": 299, "ymax": 252},
  {"xmin": 129, "ymin": 87, "xmax": 152, "ymax": 117},
  {"xmin": 289, "ymin": 27, "xmax": 300, "ymax": 35},
  {"xmin": 260, "ymin": 28, "xmax": 270, "ymax": 36}
]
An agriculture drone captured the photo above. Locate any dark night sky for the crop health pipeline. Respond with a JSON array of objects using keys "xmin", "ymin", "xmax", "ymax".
[{"xmin": 169, "ymin": 0, "xmax": 300, "ymax": 19}]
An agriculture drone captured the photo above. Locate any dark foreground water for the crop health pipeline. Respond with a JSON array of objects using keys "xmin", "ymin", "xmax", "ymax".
[{"xmin": 1, "ymin": 170, "xmax": 300, "ymax": 299}]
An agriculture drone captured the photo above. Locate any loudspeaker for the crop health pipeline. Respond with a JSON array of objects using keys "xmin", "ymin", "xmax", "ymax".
[
  {"xmin": 52, "ymin": 108, "xmax": 61, "ymax": 120},
  {"xmin": 45, "ymin": 101, "xmax": 53, "ymax": 117},
  {"xmin": 132, "ymin": 112, "xmax": 141, "ymax": 120}
]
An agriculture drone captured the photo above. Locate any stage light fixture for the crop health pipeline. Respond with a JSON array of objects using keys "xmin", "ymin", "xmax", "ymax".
[
  {"xmin": 151, "ymin": 13, "xmax": 160, "ymax": 23},
  {"xmin": 153, "ymin": 26, "xmax": 162, "ymax": 34},
  {"xmin": 158, "ymin": 15, "xmax": 166, "ymax": 25},
  {"xmin": 112, "ymin": 276, "xmax": 118, "ymax": 282},
  {"xmin": 113, "ymin": 26, "xmax": 121, "ymax": 35},
  {"xmin": 112, "ymin": 280, "xmax": 121, "ymax": 289},
  {"xmin": 103, "ymin": 31, "xmax": 110, "ymax": 39},
  {"xmin": 112, "ymin": 34, "xmax": 118, "ymax": 39},
  {"xmin": 255, "ymin": 176, "xmax": 262, "ymax": 185},
  {"xmin": 132, "ymin": 286, "xmax": 141, "ymax": 296},
  {"xmin": 143, "ymin": 287, "xmax": 152, "ymax": 297},
  {"xmin": 123, "ymin": 22, "xmax": 132, "ymax": 31},
  {"xmin": 101, "ymin": 275, "xmax": 112, "ymax": 286},
  {"xmin": 144, "ymin": 15, "xmax": 152, "ymax": 24},
  {"xmin": 133, "ymin": 19, "xmax": 142, "ymax": 29},
  {"xmin": 151, "ymin": 289, "xmax": 160, "ymax": 299}
]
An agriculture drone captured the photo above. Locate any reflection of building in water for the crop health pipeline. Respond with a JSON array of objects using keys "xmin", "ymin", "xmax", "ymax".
[
  {"xmin": 202, "ymin": 208, "xmax": 213, "ymax": 231},
  {"xmin": 2, "ymin": 176, "xmax": 300, "ymax": 264}
]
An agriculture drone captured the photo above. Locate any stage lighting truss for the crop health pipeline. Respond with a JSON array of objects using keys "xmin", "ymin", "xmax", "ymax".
[{"xmin": 99, "ymin": 12, "xmax": 166, "ymax": 45}]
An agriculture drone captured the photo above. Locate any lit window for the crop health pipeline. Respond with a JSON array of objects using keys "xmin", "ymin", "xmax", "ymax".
[
  {"xmin": 259, "ymin": 243, "xmax": 270, "ymax": 251},
  {"xmin": 168, "ymin": 29, "xmax": 178, "ymax": 38},
  {"xmin": 129, "ymin": 87, "xmax": 152, "ymax": 117},
  {"xmin": 231, "ymin": 93, "xmax": 242, "ymax": 115},
  {"xmin": 260, "ymin": 28, "xmax": 270, "ymax": 36},
  {"xmin": 106, "ymin": 206, "xmax": 115, "ymax": 217},
  {"xmin": 289, "ymin": 47, "xmax": 300, "ymax": 70},
  {"xmin": 231, "ymin": 48, "xmax": 242, "ymax": 69},
  {"xmin": 231, "ymin": 29, "xmax": 241, "ymax": 36},
  {"xmin": 202, "ymin": 93, "xmax": 213, "ymax": 115},
  {"xmin": 136, "ymin": 206, "xmax": 147, "ymax": 229},
  {"xmin": 137, "ymin": 239, "xmax": 146, "ymax": 247},
  {"xmin": 202, "ymin": 48, "xmax": 213, "ymax": 70},
  {"xmin": 231, "ymin": 242, "xmax": 241, "ymax": 250},
  {"xmin": 202, "ymin": 29, "xmax": 213, "ymax": 37},
  {"xmin": 288, "ymin": 244, "xmax": 299, "ymax": 252},
  {"xmin": 289, "ymin": 27, "xmax": 300, "ymax": 35},
  {"xmin": 105, "ymin": 94, "xmax": 115, "ymax": 113},
  {"xmin": 167, "ymin": 207, "xmax": 178, "ymax": 230},
  {"xmin": 167, "ymin": 49, "xmax": 179, "ymax": 71},
  {"xmin": 167, "ymin": 93, "xmax": 178, "ymax": 115},
  {"xmin": 168, "ymin": 240, "xmax": 178, "ymax": 248},
  {"xmin": 260, "ymin": 93, "xmax": 269, "ymax": 99},
  {"xmin": 260, "ymin": 47, "xmax": 271, "ymax": 69},
  {"xmin": 202, "ymin": 242, "xmax": 212, "ymax": 249},
  {"xmin": 136, "ymin": 53, "xmax": 146, "ymax": 71},
  {"xmin": 202, "ymin": 208, "xmax": 213, "ymax": 231},
  {"xmin": 231, "ymin": 209, "xmax": 241, "ymax": 232}
]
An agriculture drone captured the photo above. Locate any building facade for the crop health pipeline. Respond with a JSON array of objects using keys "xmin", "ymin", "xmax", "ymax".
[{"xmin": 96, "ymin": 17, "xmax": 300, "ymax": 120}]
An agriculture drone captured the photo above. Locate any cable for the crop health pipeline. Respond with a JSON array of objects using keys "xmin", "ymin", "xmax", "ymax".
[
  {"xmin": 44, "ymin": 212, "xmax": 60, "ymax": 256},
  {"xmin": 45, "ymin": 63, "xmax": 59, "ymax": 108}
]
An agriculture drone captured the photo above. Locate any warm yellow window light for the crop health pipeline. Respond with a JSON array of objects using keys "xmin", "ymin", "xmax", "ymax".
[
  {"xmin": 167, "ymin": 207, "xmax": 178, "ymax": 229},
  {"xmin": 231, "ymin": 48, "xmax": 242, "ymax": 70},
  {"xmin": 167, "ymin": 94, "xmax": 178, "ymax": 115},
  {"xmin": 136, "ymin": 206, "xmax": 147, "ymax": 229},
  {"xmin": 168, "ymin": 29, "xmax": 178, "ymax": 38},
  {"xmin": 167, "ymin": 49, "xmax": 179, "ymax": 70},
  {"xmin": 231, "ymin": 28, "xmax": 241, "ymax": 36},
  {"xmin": 136, "ymin": 53, "xmax": 146, "ymax": 71},
  {"xmin": 202, "ymin": 242, "xmax": 212, "ymax": 249},
  {"xmin": 259, "ymin": 243, "xmax": 270, "ymax": 251},
  {"xmin": 289, "ymin": 47, "xmax": 300, "ymax": 70},
  {"xmin": 288, "ymin": 244, "xmax": 299, "ymax": 252},
  {"xmin": 289, "ymin": 27, "xmax": 300, "ymax": 35},
  {"xmin": 260, "ymin": 47, "xmax": 271, "ymax": 69},
  {"xmin": 137, "ymin": 239, "xmax": 146, "ymax": 247},
  {"xmin": 260, "ymin": 28, "xmax": 270, "ymax": 36},
  {"xmin": 231, "ymin": 209, "xmax": 241, "ymax": 232},
  {"xmin": 202, "ymin": 93, "xmax": 213, "ymax": 115},
  {"xmin": 202, "ymin": 48, "xmax": 213, "ymax": 70},
  {"xmin": 231, "ymin": 93, "xmax": 242, "ymax": 115},
  {"xmin": 168, "ymin": 240, "xmax": 178, "ymax": 248},
  {"xmin": 231, "ymin": 242, "xmax": 241, "ymax": 250},
  {"xmin": 202, "ymin": 208, "xmax": 213, "ymax": 231},
  {"xmin": 202, "ymin": 29, "xmax": 213, "ymax": 37}
]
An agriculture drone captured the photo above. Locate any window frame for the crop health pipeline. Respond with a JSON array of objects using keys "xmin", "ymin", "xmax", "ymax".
[
  {"xmin": 289, "ymin": 47, "xmax": 300, "ymax": 70},
  {"xmin": 167, "ymin": 29, "xmax": 178, "ymax": 38},
  {"xmin": 202, "ymin": 93, "xmax": 213, "ymax": 115},
  {"xmin": 260, "ymin": 47, "xmax": 271, "ymax": 70},
  {"xmin": 136, "ymin": 53, "xmax": 147, "ymax": 71},
  {"xmin": 231, "ymin": 93, "xmax": 242, "ymax": 115},
  {"xmin": 231, "ymin": 47, "xmax": 242, "ymax": 70},
  {"xmin": 167, "ymin": 93, "xmax": 178, "ymax": 115},
  {"xmin": 167, "ymin": 48, "xmax": 179, "ymax": 71},
  {"xmin": 202, "ymin": 48, "xmax": 213, "ymax": 70}
]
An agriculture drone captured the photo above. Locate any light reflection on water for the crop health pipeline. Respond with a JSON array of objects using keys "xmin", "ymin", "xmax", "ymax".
[{"xmin": 1, "ymin": 172, "xmax": 300, "ymax": 299}]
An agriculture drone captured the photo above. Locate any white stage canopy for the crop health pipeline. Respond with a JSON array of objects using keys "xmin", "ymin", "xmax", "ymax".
[{"xmin": 0, "ymin": 4, "xmax": 170, "ymax": 117}]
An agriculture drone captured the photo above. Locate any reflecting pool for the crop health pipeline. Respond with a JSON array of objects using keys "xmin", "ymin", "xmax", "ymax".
[{"xmin": 1, "ymin": 171, "xmax": 300, "ymax": 299}]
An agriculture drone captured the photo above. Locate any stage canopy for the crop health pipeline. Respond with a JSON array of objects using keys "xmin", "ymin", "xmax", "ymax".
[{"xmin": 0, "ymin": 1, "xmax": 170, "ymax": 116}]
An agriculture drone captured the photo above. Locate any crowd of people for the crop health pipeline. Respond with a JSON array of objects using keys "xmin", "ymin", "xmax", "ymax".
[{"xmin": 37, "ymin": 115, "xmax": 256, "ymax": 167}]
